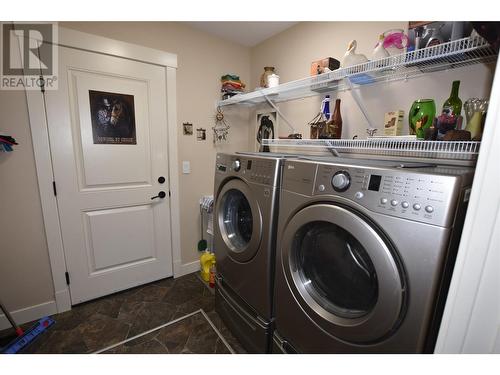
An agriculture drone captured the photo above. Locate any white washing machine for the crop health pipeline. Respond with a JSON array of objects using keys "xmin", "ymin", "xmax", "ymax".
[{"xmin": 272, "ymin": 157, "xmax": 474, "ymax": 353}]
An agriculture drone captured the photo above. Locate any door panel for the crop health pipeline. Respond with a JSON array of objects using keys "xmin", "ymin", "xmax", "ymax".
[
  {"xmin": 45, "ymin": 46, "xmax": 172, "ymax": 304},
  {"xmin": 281, "ymin": 203, "xmax": 405, "ymax": 343},
  {"xmin": 84, "ymin": 205, "xmax": 156, "ymax": 272},
  {"xmin": 70, "ymin": 70, "xmax": 152, "ymax": 188},
  {"xmin": 215, "ymin": 178, "xmax": 262, "ymax": 263}
]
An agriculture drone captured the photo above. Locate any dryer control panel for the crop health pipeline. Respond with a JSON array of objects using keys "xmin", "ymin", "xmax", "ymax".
[{"xmin": 215, "ymin": 153, "xmax": 280, "ymax": 187}]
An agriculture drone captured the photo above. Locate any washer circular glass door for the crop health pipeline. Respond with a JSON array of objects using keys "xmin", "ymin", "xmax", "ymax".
[
  {"xmin": 216, "ymin": 179, "xmax": 262, "ymax": 262},
  {"xmin": 281, "ymin": 203, "xmax": 405, "ymax": 344}
]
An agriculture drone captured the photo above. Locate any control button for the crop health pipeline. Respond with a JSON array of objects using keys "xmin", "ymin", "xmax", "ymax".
[
  {"xmin": 401, "ymin": 201, "xmax": 409, "ymax": 209},
  {"xmin": 380, "ymin": 198, "xmax": 388, "ymax": 204},
  {"xmin": 425, "ymin": 205, "xmax": 434, "ymax": 213},
  {"xmin": 413, "ymin": 203, "xmax": 421, "ymax": 211},
  {"xmin": 355, "ymin": 192, "xmax": 364, "ymax": 199},
  {"xmin": 318, "ymin": 184, "xmax": 325, "ymax": 192},
  {"xmin": 390, "ymin": 199, "xmax": 398, "ymax": 206},
  {"xmin": 331, "ymin": 171, "xmax": 351, "ymax": 192}
]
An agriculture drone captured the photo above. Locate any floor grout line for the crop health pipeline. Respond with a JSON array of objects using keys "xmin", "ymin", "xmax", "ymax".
[
  {"xmin": 200, "ymin": 309, "xmax": 235, "ymax": 354},
  {"xmin": 92, "ymin": 309, "xmax": 203, "ymax": 354}
]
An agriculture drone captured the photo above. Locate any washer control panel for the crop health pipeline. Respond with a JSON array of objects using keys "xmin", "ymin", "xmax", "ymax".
[
  {"xmin": 313, "ymin": 163, "xmax": 461, "ymax": 227},
  {"xmin": 216, "ymin": 153, "xmax": 279, "ymax": 186}
]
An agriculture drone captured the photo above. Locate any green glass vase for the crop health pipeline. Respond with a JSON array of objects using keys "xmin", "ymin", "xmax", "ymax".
[{"xmin": 409, "ymin": 99, "xmax": 436, "ymax": 139}]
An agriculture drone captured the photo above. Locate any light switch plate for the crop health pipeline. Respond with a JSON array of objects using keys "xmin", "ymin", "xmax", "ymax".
[{"xmin": 182, "ymin": 161, "xmax": 191, "ymax": 174}]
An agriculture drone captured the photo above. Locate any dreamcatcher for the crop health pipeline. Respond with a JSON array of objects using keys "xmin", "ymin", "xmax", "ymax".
[{"xmin": 212, "ymin": 106, "xmax": 230, "ymax": 144}]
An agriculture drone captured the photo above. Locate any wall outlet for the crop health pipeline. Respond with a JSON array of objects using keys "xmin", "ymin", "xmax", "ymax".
[{"xmin": 182, "ymin": 161, "xmax": 191, "ymax": 174}]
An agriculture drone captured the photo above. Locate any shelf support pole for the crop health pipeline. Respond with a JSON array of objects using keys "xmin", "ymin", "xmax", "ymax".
[
  {"xmin": 344, "ymin": 77, "xmax": 376, "ymax": 131},
  {"xmin": 259, "ymin": 90, "xmax": 297, "ymax": 134}
]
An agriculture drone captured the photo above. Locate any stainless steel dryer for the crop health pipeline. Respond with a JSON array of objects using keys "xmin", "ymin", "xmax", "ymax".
[
  {"xmin": 272, "ymin": 157, "xmax": 474, "ymax": 353},
  {"xmin": 213, "ymin": 152, "xmax": 290, "ymax": 353}
]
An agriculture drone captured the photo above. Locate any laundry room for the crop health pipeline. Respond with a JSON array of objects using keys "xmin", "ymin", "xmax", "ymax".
[{"xmin": 1, "ymin": 2, "xmax": 499, "ymax": 373}]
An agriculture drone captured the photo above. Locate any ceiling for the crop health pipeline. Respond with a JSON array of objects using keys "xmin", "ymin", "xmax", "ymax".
[{"xmin": 184, "ymin": 22, "xmax": 298, "ymax": 47}]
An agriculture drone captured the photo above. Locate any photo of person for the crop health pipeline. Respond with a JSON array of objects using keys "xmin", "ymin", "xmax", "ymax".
[{"xmin": 89, "ymin": 90, "xmax": 137, "ymax": 144}]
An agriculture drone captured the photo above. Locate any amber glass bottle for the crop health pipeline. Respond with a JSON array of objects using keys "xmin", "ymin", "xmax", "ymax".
[{"xmin": 327, "ymin": 99, "xmax": 343, "ymax": 138}]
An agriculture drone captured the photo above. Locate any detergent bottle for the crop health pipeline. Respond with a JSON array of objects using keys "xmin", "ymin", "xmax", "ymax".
[{"xmin": 200, "ymin": 251, "xmax": 215, "ymax": 282}]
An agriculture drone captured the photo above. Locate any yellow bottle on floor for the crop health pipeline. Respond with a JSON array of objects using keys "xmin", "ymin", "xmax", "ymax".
[{"xmin": 200, "ymin": 251, "xmax": 215, "ymax": 282}]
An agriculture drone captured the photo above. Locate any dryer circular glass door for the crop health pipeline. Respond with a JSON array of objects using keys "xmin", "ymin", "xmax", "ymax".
[
  {"xmin": 281, "ymin": 203, "xmax": 405, "ymax": 344},
  {"xmin": 216, "ymin": 179, "xmax": 262, "ymax": 262}
]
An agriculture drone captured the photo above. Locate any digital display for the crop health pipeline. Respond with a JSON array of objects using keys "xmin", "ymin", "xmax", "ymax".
[
  {"xmin": 368, "ymin": 175, "xmax": 382, "ymax": 191},
  {"xmin": 217, "ymin": 165, "xmax": 227, "ymax": 172},
  {"xmin": 247, "ymin": 160, "xmax": 252, "ymax": 170}
]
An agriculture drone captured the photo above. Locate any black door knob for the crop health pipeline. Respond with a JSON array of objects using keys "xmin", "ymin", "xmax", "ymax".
[
  {"xmin": 158, "ymin": 176, "xmax": 166, "ymax": 184},
  {"xmin": 151, "ymin": 191, "xmax": 167, "ymax": 200}
]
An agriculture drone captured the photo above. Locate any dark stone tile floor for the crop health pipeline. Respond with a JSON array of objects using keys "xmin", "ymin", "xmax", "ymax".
[{"xmin": 0, "ymin": 273, "xmax": 246, "ymax": 354}]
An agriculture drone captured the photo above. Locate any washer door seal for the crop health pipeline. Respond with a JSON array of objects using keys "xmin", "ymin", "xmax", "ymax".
[{"xmin": 282, "ymin": 203, "xmax": 405, "ymax": 344}]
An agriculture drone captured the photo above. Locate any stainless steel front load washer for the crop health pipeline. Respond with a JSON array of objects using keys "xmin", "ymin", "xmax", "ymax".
[
  {"xmin": 272, "ymin": 157, "xmax": 474, "ymax": 353},
  {"xmin": 213, "ymin": 152, "xmax": 290, "ymax": 353}
]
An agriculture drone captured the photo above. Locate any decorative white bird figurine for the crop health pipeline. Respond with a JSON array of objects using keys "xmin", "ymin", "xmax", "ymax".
[
  {"xmin": 372, "ymin": 34, "xmax": 390, "ymax": 60},
  {"xmin": 341, "ymin": 40, "xmax": 369, "ymax": 68}
]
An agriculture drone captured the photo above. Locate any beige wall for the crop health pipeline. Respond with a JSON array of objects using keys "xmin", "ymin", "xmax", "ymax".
[
  {"xmin": 0, "ymin": 90, "xmax": 56, "ymax": 312},
  {"xmin": 0, "ymin": 22, "xmax": 251, "ymax": 315},
  {"xmin": 250, "ymin": 22, "xmax": 494, "ymax": 144}
]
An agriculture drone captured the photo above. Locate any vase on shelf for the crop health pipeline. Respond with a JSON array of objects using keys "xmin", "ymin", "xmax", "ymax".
[
  {"xmin": 260, "ymin": 66, "xmax": 276, "ymax": 88},
  {"xmin": 409, "ymin": 99, "xmax": 436, "ymax": 139}
]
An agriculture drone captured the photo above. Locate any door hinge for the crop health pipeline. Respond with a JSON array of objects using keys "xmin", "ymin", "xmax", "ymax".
[
  {"xmin": 52, "ymin": 181, "xmax": 57, "ymax": 196},
  {"xmin": 169, "ymin": 190, "xmax": 171, "ymax": 197},
  {"xmin": 39, "ymin": 75, "xmax": 45, "ymax": 93},
  {"xmin": 65, "ymin": 272, "xmax": 70, "ymax": 285}
]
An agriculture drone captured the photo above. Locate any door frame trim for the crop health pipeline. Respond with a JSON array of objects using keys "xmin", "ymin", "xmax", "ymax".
[{"xmin": 23, "ymin": 26, "xmax": 181, "ymax": 314}]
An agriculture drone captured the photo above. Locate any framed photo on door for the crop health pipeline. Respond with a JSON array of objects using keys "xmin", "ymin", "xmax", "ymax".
[{"xmin": 255, "ymin": 110, "xmax": 278, "ymax": 152}]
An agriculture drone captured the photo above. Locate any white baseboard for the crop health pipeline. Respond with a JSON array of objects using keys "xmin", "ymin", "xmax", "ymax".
[
  {"xmin": 0, "ymin": 300, "xmax": 58, "ymax": 331},
  {"xmin": 175, "ymin": 260, "xmax": 200, "ymax": 278}
]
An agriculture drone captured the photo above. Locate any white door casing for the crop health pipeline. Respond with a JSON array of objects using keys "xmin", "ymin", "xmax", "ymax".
[
  {"xmin": 44, "ymin": 46, "xmax": 173, "ymax": 304},
  {"xmin": 22, "ymin": 27, "xmax": 180, "ymax": 314}
]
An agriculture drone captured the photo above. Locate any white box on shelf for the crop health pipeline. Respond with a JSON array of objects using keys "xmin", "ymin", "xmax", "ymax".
[{"xmin": 384, "ymin": 110, "xmax": 405, "ymax": 136}]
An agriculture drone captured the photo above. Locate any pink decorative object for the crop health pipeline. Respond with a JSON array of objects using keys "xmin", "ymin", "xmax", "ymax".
[{"xmin": 382, "ymin": 30, "xmax": 409, "ymax": 50}]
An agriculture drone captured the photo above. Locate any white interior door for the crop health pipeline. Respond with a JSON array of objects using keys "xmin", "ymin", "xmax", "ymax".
[{"xmin": 45, "ymin": 46, "xmax": 173, "ymax": 304}]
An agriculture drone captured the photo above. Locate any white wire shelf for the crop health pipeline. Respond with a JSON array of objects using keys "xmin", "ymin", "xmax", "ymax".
[
  {"xmin": 219, "ymin": 36, "xmax": 497, "ymax": 107},
  {"xmin": 261, "ymin": 138, "xmax": 481, "ymax": 165}
]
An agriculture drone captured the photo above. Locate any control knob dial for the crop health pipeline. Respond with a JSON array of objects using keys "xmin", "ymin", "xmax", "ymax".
[
  {"xmin": 331, "ymin": 171, "xmax": 351, "ymax": 192},
  {"xmin": 232, "ymin": 159, "xmax": 241, "ymax": 171}
]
